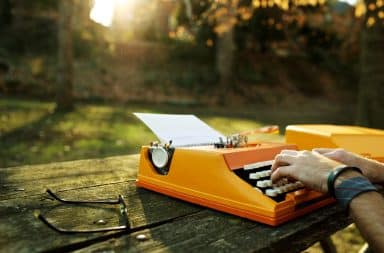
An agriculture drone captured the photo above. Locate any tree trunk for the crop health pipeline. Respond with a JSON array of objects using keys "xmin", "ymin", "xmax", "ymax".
[
  {"xmin": 73, "ymin": 0, "xmax": 93, "ymax": 29},
  {"xmin": 356, "ymin": 0, "xmax": 384, "ymax": 128},
  {"xmin": 56, "ymin": 0, "xmax": 74, "ymax": 111},
  {"xmin": 183, "ymin": 0, "xmax": 193, "ymax": 21},
  {"xmin": 154, "ymin": 0, "xmax": 173, "ymax": 40},
  {"xmin": 216, "ymin": 28, "xmax": 235, "ymax": 91},
  {"xmin": 215, "ymin": 1, "xmax": 237, "ymax": 104},
  {"xmin": 0, "ymin": 0, "xmax": 12, "ymax": 29}
]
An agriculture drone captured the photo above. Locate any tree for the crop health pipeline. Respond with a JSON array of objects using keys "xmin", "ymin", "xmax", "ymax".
[
  {"xmin": 203, "ymin": 0, "xmax": 239, "ymax": 103},
  {"xmin": 56, "ymin": 0, "xmax": 74, "ymax": 111},
  {"xmin": 215, "ymin": 1, "xmax": 237, "ymax": 100},
  {"xmin": 0, "ymin": 0, "xmax": 12, "ymax": 30},
  {"xmin": 356, "ymin": 0, "xmax": 384, "ymax": 128},
  {"xmin": 197, "ymin": 0, "xmax": 384, "ymax": 121}
]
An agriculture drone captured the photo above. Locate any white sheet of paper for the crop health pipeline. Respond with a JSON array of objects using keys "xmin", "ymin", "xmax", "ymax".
[{"xmin": 134, "ymin": 113, "xmax": 225, "ymax": 146}]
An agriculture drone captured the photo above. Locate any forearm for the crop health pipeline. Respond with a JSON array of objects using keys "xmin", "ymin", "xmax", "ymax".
[
  {"xmin": 349, "ymin": 191, "xmax": 384, "ymax": 253},
  {"xmin": 314, "ymin": 148, "xmax": 384, "ymax": 184},
  {"xmin": 365, "ymin": 159, "xmax": 384, "ymax": 184},
  {"xmin": 348, "ymin": 154, "xmax": 384, "ymax": 184},
  {"xmin": 271, "ymin": 149, "xmax": 384, "ymax": 252}
]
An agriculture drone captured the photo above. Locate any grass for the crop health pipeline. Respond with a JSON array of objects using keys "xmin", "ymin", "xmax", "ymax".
[
  {"xmin": 0, "ymin": 97, "xmax": 364, "ymax": 252},
  {"xmin": 0, "ymin": 97, "xmax": 355, "ymax": 168}
]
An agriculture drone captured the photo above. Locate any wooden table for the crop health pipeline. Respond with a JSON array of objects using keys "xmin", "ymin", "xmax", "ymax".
[{"xmin": 0, "ymin": 155, "xmax": 353, "ymax": 253}]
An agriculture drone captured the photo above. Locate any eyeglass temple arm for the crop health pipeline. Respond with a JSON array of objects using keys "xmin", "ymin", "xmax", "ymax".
[
  {"xmin": 46, "ymin": 189, "xmax": 121, "ymax": 204},
  {"xmin": 38, "ymin": 190, "xmax": 130, "ymax": 233}
]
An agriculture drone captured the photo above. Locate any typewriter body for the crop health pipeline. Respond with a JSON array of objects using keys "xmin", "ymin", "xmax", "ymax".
[
  {"xmin": 286, "ymin": 124, "xmax": 384, "ymax": 162},
  {"xmin": 136, "ymin": 113, "xmax": 384, "ymax": 226},
  {"xmin": 137, "ymin": 141, "xmax": 334, "ymax": 226}
]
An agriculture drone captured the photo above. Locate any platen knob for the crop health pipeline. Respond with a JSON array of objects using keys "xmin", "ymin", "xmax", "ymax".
[
  {"xmin": 151, "ymin": 147, "xmax": 169, "ymax": 169},
  {"xmin": 149, "ymin": 145, "xmax": 174, "ymax": 175}
]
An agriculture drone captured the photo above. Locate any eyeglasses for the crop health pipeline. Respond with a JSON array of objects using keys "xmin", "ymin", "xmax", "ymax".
[{"xmin": 37, "ymin": 189, "xmax": 130, "ymax": 233}]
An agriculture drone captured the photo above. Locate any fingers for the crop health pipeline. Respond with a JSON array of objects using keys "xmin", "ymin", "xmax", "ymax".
[
  {"xmin": 271, "ymin": 153, "xmax": 296, "ymax": 171},
  {"xmin": 281, "ymin": 149, "xmax": 298, "ymax": 155},
  {"xmin": 271, "ymin": 149, "xmax": 302, "ymax": 182},
  {"xmin": 313, "ymin": 148, "xmax": 346, "ymax": 162},
  {"xmin": 312, "ymin": 148, "xmax": 336, "ymax": 154},
  {"xmin": 271, "ymin": 149, "xmax": 298, "ymax": 171},
  {"xmin": 313, "ymin": 148, "xmax": 344, "ymax": 158},
  {"xmin": 271, "ymin": 165, "xmax": 295, "ymax": 182}
]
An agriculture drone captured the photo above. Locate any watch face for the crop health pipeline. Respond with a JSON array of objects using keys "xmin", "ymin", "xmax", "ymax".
[{"xmin": 151, "ymin": 147, "xmax": 169, "ymax": 168}]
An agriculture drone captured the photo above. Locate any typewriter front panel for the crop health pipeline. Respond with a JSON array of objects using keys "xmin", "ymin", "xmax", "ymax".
[
  {"xmin": 137, "ymin": 144, "xmax": 336, "ymax": 226},
  {"xmin": 137, "ymin": 146, "xmax": 293, "ymax": 224}
]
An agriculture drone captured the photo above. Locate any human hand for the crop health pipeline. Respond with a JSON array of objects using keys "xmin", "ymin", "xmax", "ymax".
[
  {"xmin": 271, "ymin": 150, "xmax": 343, "ymax": 193},
  {"xmin": 313, "ymin": 148, "xmax": 384, "ymax": 184}
]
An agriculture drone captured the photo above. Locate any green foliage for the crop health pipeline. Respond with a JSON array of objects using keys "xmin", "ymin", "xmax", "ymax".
[
  {"xmin": 0, "ymin": 0, "xmax": 59, "ymax": 54},
  {"xmin": 236, "ymin": 7, "xmax": 286, "ymax": 53},
  {"xmin": 0, "ymin": 17, "xmax": 57, "ymax": 54},
  {"xmin": 72, "ymin": 26, "xmax": 110, "ymax": 59},
  {"xmin": 17, "ymin": 0, "xmax": 57, "ymax": 11},
  {"xmin": 236, "ymin": 64, "xmax": 265, "ymax": 83},
  {"xmin": 169, "ymin": 41, "xmax": 215, "ymax": 64},
  {"xmin": 0, "ymin": 0, "xmax": 12, "ymax": 28}
]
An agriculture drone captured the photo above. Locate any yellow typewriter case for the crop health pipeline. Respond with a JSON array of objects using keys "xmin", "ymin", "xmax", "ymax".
[
  {"xmin": 137, "ymin": 142, "xmax": 334, "ymax": 226},
  {"xmin": 286, "ymin": 124, "xmax": 384, "ymax": 162}
]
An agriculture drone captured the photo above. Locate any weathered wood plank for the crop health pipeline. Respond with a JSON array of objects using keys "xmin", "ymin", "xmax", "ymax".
[
  {"xmin": 0, "ymin": 155, "xmax": 139, "ymax": 200},
  {"xmin": 74, "ymin": 204, "xmax": 351, "ymax": 253},
  {"xmin": 0, "ymin": 181, "xmax": 202, "ymax": 253}
]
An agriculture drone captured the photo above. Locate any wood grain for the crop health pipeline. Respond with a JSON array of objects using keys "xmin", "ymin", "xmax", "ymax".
[{"xmin": 0, "ymin": 154, "xmax": 357, "ymax": 253}]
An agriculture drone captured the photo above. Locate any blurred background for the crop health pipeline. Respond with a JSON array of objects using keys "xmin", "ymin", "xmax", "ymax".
[{"xmin": 0, "ymin": 1, "xmax": 383, "ymax": 250}]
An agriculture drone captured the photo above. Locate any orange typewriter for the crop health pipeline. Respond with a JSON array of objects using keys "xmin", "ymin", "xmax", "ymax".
[{"xmin": 134, "ymin": 113, "xmax": 337, "ymax": 226}]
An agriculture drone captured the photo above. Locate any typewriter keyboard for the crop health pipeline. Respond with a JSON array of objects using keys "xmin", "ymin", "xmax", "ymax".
[{"xmin": 234, "ymin": 160, "xmax": 305, "ymax": 202}]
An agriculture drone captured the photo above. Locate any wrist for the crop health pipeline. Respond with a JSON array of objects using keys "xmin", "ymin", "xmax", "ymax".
[
  {"xmin": 334, "ymin": 170, "xmax": 364, "ymax": 187},
  {"xmin": 370, "ymin": 161, "xmax": 384, "ymax": 183},
  {"xmin": 334, "ymin": 177, "xmax": 378, "ymax": 210},
  {"xmin": 349, "ymin": 190, "xmax": 380, "ymax": 208},
  {"xmin": 353, "ymin": 155, "xmax": 384, "ymax": 183},
  {"xmin": 327, "ymin": 165, "xmax": 363, "ymax": 197}
]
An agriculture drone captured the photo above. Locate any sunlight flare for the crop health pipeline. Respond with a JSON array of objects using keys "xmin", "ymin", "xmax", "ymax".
[
  {"xmin": 90, "ymin": 0, "xmax": 137, "ymax": 27},
  {"xmin": 90, "ymin": 0, "xmax": 115, "ymax": 27}
]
